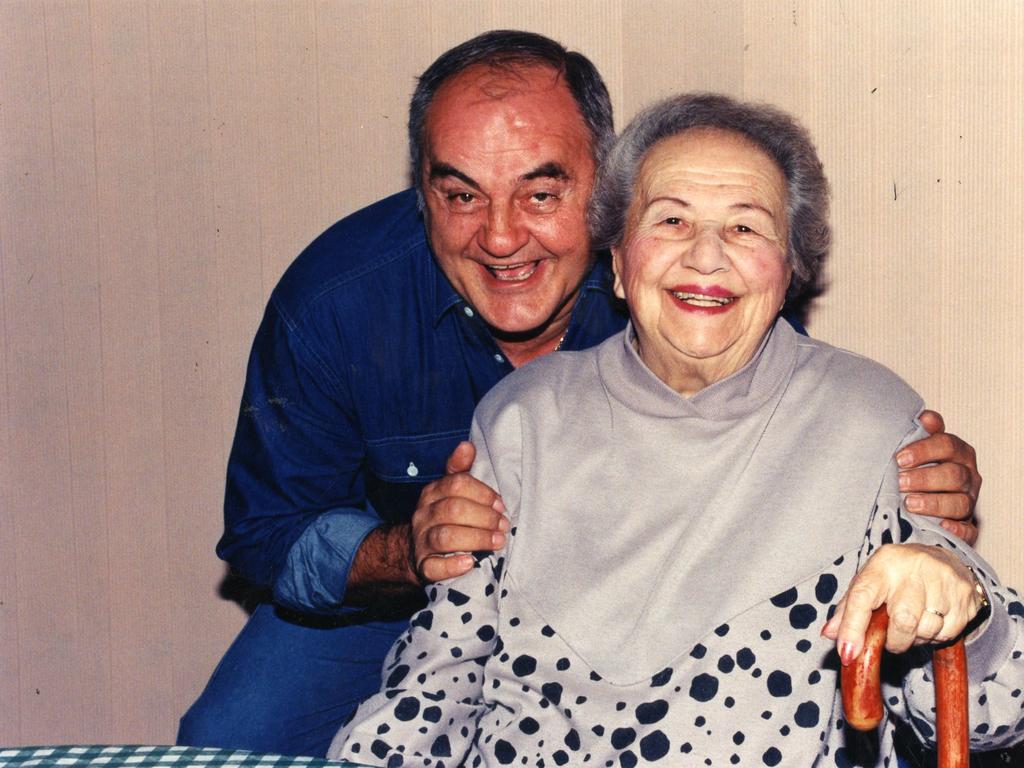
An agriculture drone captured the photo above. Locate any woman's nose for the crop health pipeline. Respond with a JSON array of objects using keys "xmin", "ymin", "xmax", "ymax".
[
  {"xmin": 478, "ymin": 204, "xmax": 529, "ymax": 258},
  {"xmin": 682, "ymin": 228, "xmax": 729, "ymax": 274}
]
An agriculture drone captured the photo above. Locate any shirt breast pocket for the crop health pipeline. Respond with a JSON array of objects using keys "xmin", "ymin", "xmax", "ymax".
[{"xmin": 364, "ymin": 430, "xmax": 467, "ymax": 524}]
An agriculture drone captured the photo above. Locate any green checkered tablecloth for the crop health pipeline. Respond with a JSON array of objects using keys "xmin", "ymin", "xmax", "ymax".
[{"xmin": 0, "ymin": 746, "xmax": 370, "ymax": 768}]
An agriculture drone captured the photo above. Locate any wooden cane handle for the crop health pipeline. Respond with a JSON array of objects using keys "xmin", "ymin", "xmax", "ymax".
[
  {"xmin": 841, "ymin": 606, "xmax": 969, "ymax": 768},
  {"xmin": 842, "ymin": 606, "xmax": 889, "ymax": 730}
]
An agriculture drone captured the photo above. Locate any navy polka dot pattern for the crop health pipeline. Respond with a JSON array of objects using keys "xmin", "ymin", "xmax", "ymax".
[{"xmin": 332, "ymin": 491, "xmax": 1024, "ymax": 766}]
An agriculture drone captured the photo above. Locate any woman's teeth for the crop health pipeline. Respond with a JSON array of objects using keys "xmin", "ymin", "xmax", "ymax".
[{"xmin": 671, "ymin": 291, "xmax": 735, "ymax": 306}]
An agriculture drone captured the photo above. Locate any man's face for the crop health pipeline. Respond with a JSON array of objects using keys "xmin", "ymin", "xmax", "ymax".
[{"xmin": 421, "ymin": 64, "xmax": 597, "ymax": 341}]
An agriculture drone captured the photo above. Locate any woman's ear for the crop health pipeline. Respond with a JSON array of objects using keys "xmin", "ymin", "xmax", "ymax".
[{"xmin": 611, "ymin": 246, "xmax": 626, "ymax": 300}]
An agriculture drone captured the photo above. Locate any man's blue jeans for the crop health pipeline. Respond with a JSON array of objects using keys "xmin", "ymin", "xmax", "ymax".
[{"xmin": 177, "ymin": 603, "xmax": 407, "ymax": 757}]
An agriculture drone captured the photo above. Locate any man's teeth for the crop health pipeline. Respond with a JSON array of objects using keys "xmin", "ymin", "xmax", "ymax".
[
  {"xmin": 671, "ymin": 291, "xmax": 734, "ymax": 306},
  {"xmin": 488, "ymin": 262, "xmax": 538, "ymax": 282}
]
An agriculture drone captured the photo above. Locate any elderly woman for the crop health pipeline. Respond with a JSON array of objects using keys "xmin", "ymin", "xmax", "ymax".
[{"xmin": 328, "ymin": 94, "xmax": 1023, "ymax": 767}]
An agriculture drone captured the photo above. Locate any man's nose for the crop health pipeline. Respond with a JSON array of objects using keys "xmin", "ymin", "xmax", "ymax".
[
  {"xmin": 682, "ymin": 227, "xmax": 729, "ymax": 274},
  {"xmin": 478, "ymin": 203, "xmax": 529, "ymax": 258}
]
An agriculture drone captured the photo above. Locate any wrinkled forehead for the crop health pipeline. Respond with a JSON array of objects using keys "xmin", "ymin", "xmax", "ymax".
[
  {"xmin": 423, "ymin": 63, "xmax": 590, "ymax": 148},
  {"xmin": 629, "ymin": 128, "xmax": 789, "ymax": 219}
]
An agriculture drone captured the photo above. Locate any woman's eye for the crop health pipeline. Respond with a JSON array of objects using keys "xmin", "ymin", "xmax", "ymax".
[
  {"xmin": 735, "ymin": 224, "xmax": 755, "ymax": 234},
  {"xmin": 662, "ymin": 217, "xmax": 682, "ymax": 226}
]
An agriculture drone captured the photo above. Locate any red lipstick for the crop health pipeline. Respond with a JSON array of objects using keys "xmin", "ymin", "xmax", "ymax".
[{"xmin": 667, "ymin": 284, "xmax": 737, "ymax": 314}]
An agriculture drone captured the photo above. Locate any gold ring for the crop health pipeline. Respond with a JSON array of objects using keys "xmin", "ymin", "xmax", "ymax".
[{"xmin": 924, "ymin": 607, "xmax": 946, "ymax": 619}]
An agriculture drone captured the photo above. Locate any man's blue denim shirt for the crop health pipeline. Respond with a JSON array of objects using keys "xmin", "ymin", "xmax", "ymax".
[{"xmin": 217, "ymin": 189, "xmax": 628, "ymax": 614}]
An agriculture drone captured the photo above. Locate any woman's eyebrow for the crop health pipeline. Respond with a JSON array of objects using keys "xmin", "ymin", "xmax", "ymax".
[
  {"xmin": 646, "ymin": 195, "xmax": 689, "ymax": 208},
  {"xmin": 730, "ymin": 202, "xmax": 775, "ymax": 216}
]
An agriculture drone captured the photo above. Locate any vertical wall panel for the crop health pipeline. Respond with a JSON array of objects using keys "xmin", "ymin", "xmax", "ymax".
[
  {"xmin": 89, "ymin": 0, "xmax": 174, "ymax": 740},
  {"xmin": 0, "ymin": 5, "xmax": 34, "ymax": 743},
  {"xmin": 252, "ymin": 0, "xmax": 322, "ymax": 291},
  {"xmin": 42, "ymin": 0, "xmax": 113, "ymax": 741},
  {"xmin": 622, "ymin": 0, "xmax": 745, "ymax": 119},
  {"xmin": 315, "ymin": 0, "xmax": 427, "ymax": 219},
  {"xmin": 146, "ymin": 0, "xmax": 239, "ymax": 722},
  {"xmin": 0, "ymin": 0, "xmax": 88, "ymax": 742},
  {"xmin": 204, "ymin": 0, "xmax": 268, "ymax": 462}
]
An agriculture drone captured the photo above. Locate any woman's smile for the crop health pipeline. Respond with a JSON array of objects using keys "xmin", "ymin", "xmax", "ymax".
[{"xmin": 668, "ymin": 284, "xmax": 737, "ymax": 313}]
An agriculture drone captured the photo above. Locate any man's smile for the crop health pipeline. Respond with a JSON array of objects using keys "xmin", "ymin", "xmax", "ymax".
[{"xmin": 484, "ymin": 260, "xmax": 542, "ymax": 282}]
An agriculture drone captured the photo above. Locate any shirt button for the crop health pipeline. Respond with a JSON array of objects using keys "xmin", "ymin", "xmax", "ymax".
[
  {"xmin": 494, "ymin": 354, "xmax": 504, "ymax": 363},
  {"xmin": 406, "ymin": 462, "xmax": 419, "ymax": 478},
  {"xmin": 463, "ymin": 306, "xmax": 474, "ymax": 317}
]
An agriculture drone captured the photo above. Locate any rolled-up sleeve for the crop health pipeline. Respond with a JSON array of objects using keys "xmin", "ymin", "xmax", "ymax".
[{"xmin": 217, "ymin": 295, "xmax": 379, "ymax": 614}]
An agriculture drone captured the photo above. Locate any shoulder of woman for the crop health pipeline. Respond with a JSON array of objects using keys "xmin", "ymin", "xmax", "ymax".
[
  {"xmin": 474, "ymin": 346, "xmax": 602, "ymax": 422},
  {"xmin": 792, "ymin": 335, "xmax": 925, "ymax": 420}
]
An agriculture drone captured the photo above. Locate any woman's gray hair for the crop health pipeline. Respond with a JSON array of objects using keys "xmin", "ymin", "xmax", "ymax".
[{"xmin": 590, "ymin": 92, "xmax": 830, "ymax": 306}]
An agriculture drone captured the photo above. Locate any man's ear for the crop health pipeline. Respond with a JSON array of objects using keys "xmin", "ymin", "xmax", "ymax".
[{"xmin": 611, "ymin": 246, "xmax": 625, "ymax": 300}]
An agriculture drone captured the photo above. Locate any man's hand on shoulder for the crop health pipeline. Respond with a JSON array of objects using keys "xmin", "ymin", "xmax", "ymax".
[
  {"xmin": 410, "ymin": 441, "xmax": 509, "ymax": 582},
  {"xmin": 896, "ymin": 409, "xmax": 982, "ymax": 545},
  {"xmin": 347, "ymin": 442, "xmax": 508, "ymax": 601}
]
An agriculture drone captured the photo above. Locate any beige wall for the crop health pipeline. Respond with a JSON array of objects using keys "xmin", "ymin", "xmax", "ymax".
[{"xmin": 1, "ymin": 0, "xmax": 1020, "ymax": 747}]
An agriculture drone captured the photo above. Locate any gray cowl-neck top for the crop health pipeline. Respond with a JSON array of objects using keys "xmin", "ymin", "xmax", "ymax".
[{"xmin": 475, "ymin": 318, "xmax": 921, "ymax": 682}]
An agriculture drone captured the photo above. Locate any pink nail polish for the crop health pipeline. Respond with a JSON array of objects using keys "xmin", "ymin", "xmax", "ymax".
[{"xmin": 839, "ymin": 641, "xmax": 856, "ymax": 666}]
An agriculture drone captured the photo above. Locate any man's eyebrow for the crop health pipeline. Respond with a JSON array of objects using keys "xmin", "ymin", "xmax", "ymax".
[
  {"xmin": 428, "ymin": 162, "xmax": 480, "ymax": 189},
  {"xmin": 521, "ymin": 162, "xmax": 570, "ymax": 182}
]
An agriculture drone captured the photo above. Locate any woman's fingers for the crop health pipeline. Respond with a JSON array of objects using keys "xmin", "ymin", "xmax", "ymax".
[
  {"xmin": 825, "ymin": 544, "xmax": 982, "ymax": 661},
  {"xmin": 884, "ymin": 576, "xmax": 931, "ymax": 653},
  {"xmin": 912, "ymin": 608, "xmax": 947, "ymax": 646},
  {"xmin": 825, "ymin": 574, "xmax": 885, "ymax": 665}
]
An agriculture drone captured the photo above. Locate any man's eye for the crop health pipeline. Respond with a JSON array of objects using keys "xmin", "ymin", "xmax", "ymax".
[
  {"xmin": 449, "ymin": 192, "xmax": 475, "ymax": 204},
  {"xmin": 530, "ymin": 192, "xmax": 559, "ymax": 205}
]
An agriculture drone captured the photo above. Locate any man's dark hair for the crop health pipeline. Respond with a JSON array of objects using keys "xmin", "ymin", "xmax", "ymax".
[{"xmin": 408, "ymin": 30, "xmax": 614, "ymax": 205}]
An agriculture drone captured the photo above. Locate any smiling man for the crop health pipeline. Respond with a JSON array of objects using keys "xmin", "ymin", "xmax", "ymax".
[
  {"xmin": 419, "ymin": 63, "xmax": 597, "ymax": 366},
  {"xmin": 177, "ymin": 31, "xmax": 982, "ymax": 757}
]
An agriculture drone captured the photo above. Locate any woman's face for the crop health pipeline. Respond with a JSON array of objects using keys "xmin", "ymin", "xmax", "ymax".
[{"xmin": 612, "ymin": 128, "xmax": 792, "ymax": 394}]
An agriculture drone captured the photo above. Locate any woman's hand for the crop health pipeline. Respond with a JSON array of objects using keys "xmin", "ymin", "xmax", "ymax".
[{"xmin": 821, "ymin": 544, "xmax": 985, "ymax": 665}]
